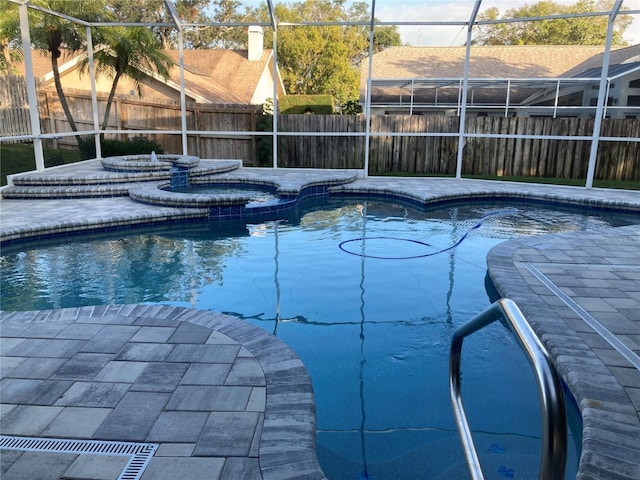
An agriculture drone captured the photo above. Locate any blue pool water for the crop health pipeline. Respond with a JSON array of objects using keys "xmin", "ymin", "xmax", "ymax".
[{"xmin": 2, "ymin": 197, "xmax": 638, "ymax": 479}]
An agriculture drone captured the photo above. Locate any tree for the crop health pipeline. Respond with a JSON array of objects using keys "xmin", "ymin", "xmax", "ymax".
[
  {"xmin": 104, "ymin": 0, "xmax": 241, "ymax": 49},
  {"xmin": 27, "ymin": 0, "xmax": 109, "ymax": 132},
  {"xmin": 83, "ymin": 26, "xmax": 174, "ymax": 130},
  {"xmin": 475, "ymin": 0, "xmax": 632, "ymax": 46},
  {"xmin": 183, "ymin": 0, "xmax": 247, "ymax": 49},
  {"xmin": 246, "ymin": 0, "xmax": 401, "ymax": 107},
  {"xmin": 105, "ymin": 0, "xmax": 175, "ymax": 48},
  {"xmin": 0, "ymin": 1, "xmax": 22, "ymax": 74}
]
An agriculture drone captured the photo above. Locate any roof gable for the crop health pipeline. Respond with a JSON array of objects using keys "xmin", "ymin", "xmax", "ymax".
[
  {"xmin": 562, "ymin": 43, "xmax": 640, "ymax": 77},
  {"xmin": 15, "ymin": 50, "xmax": 64, "ymax": 78},
  {"xmin": 15, "ymin": 47, "xmax": 276, "ymax": 105},
  {"xmin": 164, "ymin": 49, "xmax": 275, "ymax": 104}
]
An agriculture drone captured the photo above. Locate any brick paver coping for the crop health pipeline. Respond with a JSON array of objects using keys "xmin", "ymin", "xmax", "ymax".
[
  {"xmin": 487, "ymin": 224, "xmax": 640, "ymax": 480},
  {"xmin": 0, "ymin": 305, "xmax": 324, "ymax": 480}
]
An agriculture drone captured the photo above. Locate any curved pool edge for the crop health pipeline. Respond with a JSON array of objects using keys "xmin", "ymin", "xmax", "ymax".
[
  {"xmin": 101, "ymin": 154, "xmax": 201, "ymax": 173},
  {"xmin": 486, "ymin": 225, "xmax": 640, "ymax": 480},
  {"xmin": 329, "ymin": 177, "xmax": 640, "ymax": 214},
  {"xmin": 0, "ymin": 305, "xmax": 327, "ymax": 480},
  {"xmin": 175, "ymin": 307, "xmax": 327, "ymax": 480},
  {"xmin": 2, "ymin": 175, "xmax": 639, "ymax": 246},
  {"xmin": 126, "ymin": 169, "xmax": 361, "ymax": 209}
]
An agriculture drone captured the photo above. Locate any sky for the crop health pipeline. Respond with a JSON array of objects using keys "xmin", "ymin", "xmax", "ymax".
[{"xmin": 374, "ymin": 0, "xmax": 640, "ymax": 46}]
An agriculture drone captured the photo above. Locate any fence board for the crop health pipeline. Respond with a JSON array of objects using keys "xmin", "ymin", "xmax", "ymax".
[{"xmin": 0, "ymin": 76, "xmax": 43, "ymax": 139}]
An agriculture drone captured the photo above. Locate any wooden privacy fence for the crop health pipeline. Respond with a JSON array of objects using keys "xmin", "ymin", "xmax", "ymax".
[
  {"xmin": 0, "ymin": 76, "xmax": 36, "ymax": 139},
  {"xmin": 463, "ymin": 116, "xmax": 639, "ymax": 181},
  {"xmin": 2, "ymin": 74, "xmax": 638, "ymax": 181},
  {"xmin": 278, "ymin": 114, "xmax": 367, "ymax": 169},
  {"xmin": 278, "ymin": 115, "xmax": 640, "ymax": 181},
  {"xmin": 33, "ymin": 87, "xmax": 261, "ymax": 164}
]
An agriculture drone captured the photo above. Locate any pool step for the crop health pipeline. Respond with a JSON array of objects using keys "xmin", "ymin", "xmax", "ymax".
[
  {"xmin": 9, "ymin": 162, "xmax": 240, "ymax": 187},
  {"xmin": 10, "ymin": 171, "xmax": 172, "ymax": 186},
  {"xmin": 1, "ymin": 184, "xmax": 132, "ymax": 199},
  {"xmin": 2, "ymin": 160, "xmax": 244, "ymax": 200}
]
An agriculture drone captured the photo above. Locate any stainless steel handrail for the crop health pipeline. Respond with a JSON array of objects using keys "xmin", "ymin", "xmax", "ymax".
[{"xmin": 449, "ymin": 298, "xmax": 567, "ymax": 480}]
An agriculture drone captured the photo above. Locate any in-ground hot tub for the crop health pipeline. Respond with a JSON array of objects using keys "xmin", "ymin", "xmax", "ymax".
[
  {"xmin": 101, "ymin": 153, "xmax": 202, "ymax": 189},
  {"xmin": 125, "ymin": 168, "xmax": 360, "ymax": 221},
  {"xmin": 170, "ymin": 183, "xmax": 282, "ymax": 205},
  {"xmin": 127, "ymin": 180, "xmax": 313, "ymax": 221},
  {"xmin": 100, "ymin": 154, "xmax": 200, "ymax": 173}
]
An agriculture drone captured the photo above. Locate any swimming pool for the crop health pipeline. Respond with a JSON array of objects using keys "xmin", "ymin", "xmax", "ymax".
[{"xmin": 2, "ymin": 196, "xmax": 638, "ymax": 479}]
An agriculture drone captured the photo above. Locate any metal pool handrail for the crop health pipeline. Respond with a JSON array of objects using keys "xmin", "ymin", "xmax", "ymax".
[{"xmin": 449, "ymin": 298, "xmax": 567, "ymax": 480}]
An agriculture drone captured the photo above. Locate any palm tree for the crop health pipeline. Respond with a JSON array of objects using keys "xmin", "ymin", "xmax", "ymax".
[
  {"xmin": 27, "ymin": 0, "xmax": 108, "ymax": 132},
  {"xmin": 86, "ymin": 26, "xmax": 174, "ymax": 130}
]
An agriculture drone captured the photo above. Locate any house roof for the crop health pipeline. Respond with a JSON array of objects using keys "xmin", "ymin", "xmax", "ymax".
[
  {"xmin": 562, "ymin": 43, "xmax": 640, "ymax": 77},
  {"xmin": 15, "ymin": 47, "xmax": 276, "ymax": 105},
  {"xmin": 364, "ymin": 45, "xmax": 612, "ymax": 83},
  {"xmin": 572, "ymin": 62, "xmax": 640, "ymax": 80},
  {"xmin": 14, "ymin": 50, "xmax": 54, "ymax": 78},
  {"xmin": 164, "ymin": 49, "xmax": 275, "ymax": 104},
  {"xmin": 362, "ymin": 44, "xmax": 640, "ymax": 107}
]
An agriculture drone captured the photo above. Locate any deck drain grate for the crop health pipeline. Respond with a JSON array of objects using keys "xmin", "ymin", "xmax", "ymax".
[{"xmin": 0, "ymin": 435, "xmax": 158, "ymax": 480}]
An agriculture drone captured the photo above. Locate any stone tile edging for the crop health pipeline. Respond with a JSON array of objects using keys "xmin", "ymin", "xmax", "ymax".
[
  {"xmin": 0, "ymin": 304, "xmax": 326, "ymax": 480},
  {"xmin": 177, "ymin": 307, "xmax": 327, "ymax": 480},
  {"xmin": 486, "ymin": 225, "xmax": 640, "ymax": 480}
]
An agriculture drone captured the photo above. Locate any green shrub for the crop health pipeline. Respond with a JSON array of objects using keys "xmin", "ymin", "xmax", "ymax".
[
  {"xmin": 340, "ymin": 99, "xmax": 362, "ymax": 115},
  {"xmin": 279, "ymin": 95, "xmax": 334, "ymax": 114},
  {"xmin": 0, "ymin": 143, "xmax": 80, "ymax": 186},
  {"xmin": 44, "ymin": 149, "xmax": 65, "ymax": 167},
  {"xmin": 255, "ymin": 113, "xmax": 273, "ymax": 167},
  {"xmin": 78, "ymin": 136, "xmax": 164, "ymax": 160}
]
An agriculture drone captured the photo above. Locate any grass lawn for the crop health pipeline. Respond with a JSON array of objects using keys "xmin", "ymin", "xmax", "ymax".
[
  {"xmin": 373, "ymin": 172, "xmax": 640, "ymax": 190},
  {"xmin": 0, "ymin": 143, "xmax": 81, "ymax": 186},
  {"xmin": 464, "ymin": 174, "xmax": 640, "ymax": 190}
]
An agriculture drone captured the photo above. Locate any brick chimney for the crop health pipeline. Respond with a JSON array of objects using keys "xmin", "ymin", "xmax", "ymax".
[{"xmin": 248, "ymin": 26, "xmax": 264, "ymax": 61}]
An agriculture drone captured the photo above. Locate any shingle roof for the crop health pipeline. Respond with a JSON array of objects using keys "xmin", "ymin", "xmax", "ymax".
[
  {"xmin": 572, "ymin": 62, "xmax": 640, "ymax": 80},
  {"xmin": 15, "ymin": 47, "xmax": 274, "ymax": 105},
  {"xmin": 14, "ymin": 50, "xmax": 55, "ymax": 77},
  {"xmin": 364, "ymin": 45, "xmax": 611, "ymax": 82},
  {"xmin": 362, "ymin": 44, "xmax": 640, "ymax": 106},
  {"xmin": 164, "ymin": 49, "xmax": 274, "ymax": 104},
  {"xmin": 562, "ymin": 43, "xmax": 640, "ymax": 77}
]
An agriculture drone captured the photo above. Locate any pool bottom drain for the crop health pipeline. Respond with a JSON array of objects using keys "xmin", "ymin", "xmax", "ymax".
[{"xmin": 0, "ymin": 435, "xmax": 158, "ymax": 480}]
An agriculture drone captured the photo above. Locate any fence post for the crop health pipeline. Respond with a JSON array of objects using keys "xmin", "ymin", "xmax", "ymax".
[
  {"xmin": 48, "ymin": 109, "xmax": 57, "ymax": 149},
  {"xmin": 193, "ymin": 104, "xmax": 200, "ymax": 157},
  {"xmin": 117, "ymin": 98, "xmax": 124, "ymax": 140}
]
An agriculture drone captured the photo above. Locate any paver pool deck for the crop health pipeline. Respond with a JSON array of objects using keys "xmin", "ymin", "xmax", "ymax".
[{"xmin": 1, "ymin": 161, "xmax": 639, "ymax": 480}]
